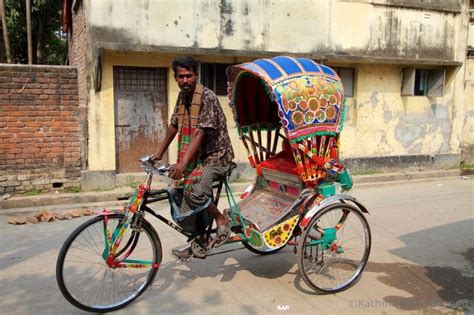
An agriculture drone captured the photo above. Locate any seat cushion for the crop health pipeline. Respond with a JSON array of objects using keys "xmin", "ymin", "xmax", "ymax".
[{"xmin": 260, "ymin": 151, "xmax": 298, "ymax": 175}]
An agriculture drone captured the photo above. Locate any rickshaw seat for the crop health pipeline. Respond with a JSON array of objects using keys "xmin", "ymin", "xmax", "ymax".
[
  {"xmin": 260, "ymin": 139, "xmax": 298, "ymax": 175},
  {"xmin": 260, "ymin": 151, "xmax": 298, "ymax": 175}
]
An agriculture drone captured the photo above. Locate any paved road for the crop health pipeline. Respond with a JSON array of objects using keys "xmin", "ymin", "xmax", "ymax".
[{"xmin": 0, "ymin": 177, "xmax": 473, "ymax": 314}]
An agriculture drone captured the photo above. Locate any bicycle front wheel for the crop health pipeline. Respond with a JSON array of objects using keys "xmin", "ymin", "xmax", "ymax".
[
  {"xmin": 298, "ymin": 203, "xmax": 371, "ymax": 294},
  {"xmin": 56, "ymin": 214, "xmax": 162, "ymax": 312}
]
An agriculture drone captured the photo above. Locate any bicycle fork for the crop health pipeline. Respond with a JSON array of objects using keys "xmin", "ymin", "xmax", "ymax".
[{"xmin": 101, "ymin": 186, "xmax": 160, "ymax": 269}]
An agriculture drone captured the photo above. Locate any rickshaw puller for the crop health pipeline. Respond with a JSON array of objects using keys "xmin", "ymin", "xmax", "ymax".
[{"xmin": 153, "ymin": 56, "xmax": 235, "ymax": 259}]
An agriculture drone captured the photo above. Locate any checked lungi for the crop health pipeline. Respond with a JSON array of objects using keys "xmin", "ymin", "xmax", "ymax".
[{"xmin": 171, "ymin": 164, "xmax": 232, "ymax": 221}]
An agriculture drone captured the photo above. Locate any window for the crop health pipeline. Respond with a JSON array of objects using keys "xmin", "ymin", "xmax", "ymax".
[
  {"xmin": 332, "ymin": 67, "xmax": 355, "ymax": 97},
  {"xmin": 200, "ymin": 63, "xmax": 232, "ymax": 96},
  {"xmin": 401, "ymin": 68, "xmax": 445, "ymax": 96}
]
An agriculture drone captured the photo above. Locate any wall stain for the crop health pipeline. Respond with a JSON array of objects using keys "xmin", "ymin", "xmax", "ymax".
[
  {"xmin": 370, "ymin": 92, "xmax": 379, "ymax": 109},
  {"xmin": 219, "ymin": 0, "xmax": 234, "ymax": 38}
]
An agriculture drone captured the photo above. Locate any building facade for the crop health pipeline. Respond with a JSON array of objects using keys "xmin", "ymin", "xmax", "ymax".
[{"xmin": 64, "ymin": 0, "xmax": 473, "ymax": 188}]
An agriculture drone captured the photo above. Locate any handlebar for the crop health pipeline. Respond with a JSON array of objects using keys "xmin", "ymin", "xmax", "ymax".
[{"xmin": 139, "ymin": 155, "xmax": 170, "ymax": 175}]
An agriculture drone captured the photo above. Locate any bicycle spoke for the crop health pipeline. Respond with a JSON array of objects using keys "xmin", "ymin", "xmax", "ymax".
[
  {"xmin": 299, "ymin": 204, "xmax": 371, "ymax": 293},
  {"xmin": 57, "ymin": 214, "xmax": 161, "ymax": 312}
]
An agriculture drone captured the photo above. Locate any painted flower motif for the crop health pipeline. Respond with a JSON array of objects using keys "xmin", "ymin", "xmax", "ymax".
[
  {"xmin": 299, "ymin": 99, "xmax": 308, "ymax": 111},
  {"xmin": 315, "ymin": 109, "xmax": 326, "ymax": 122},
  {"xmin": 291, "ymin": 111, "xmax": 305, "ymax": 127},
  {"xmin": 319, "ymin": 97, "xmax": 328, "ymax": 108},
  {"xmin": 304, "ymin": 111, "xmax": 315, "ymax": 124},
  {"xmin": 326, "ymin": 106, "xmax": 337, "ymax": 120},
  {"xmin": 274, "ymin": 235, "xmax": 282, "ymax": 245},
  {"xmin": 308, "ymin": 98, "xmax": 319, "ymax": 111}
]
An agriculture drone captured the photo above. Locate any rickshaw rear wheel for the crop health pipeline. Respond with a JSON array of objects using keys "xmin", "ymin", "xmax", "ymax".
[
  {"xmin": 242, "ymin": 241, "xmax": 285, "ymax": 255},
  {"xmin": 297, "ymin": 203, "xmax": 371, "ymax": 294}
]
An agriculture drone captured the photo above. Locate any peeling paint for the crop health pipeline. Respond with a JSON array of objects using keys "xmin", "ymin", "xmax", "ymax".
[
  {"xmin": 370, "ymin": 92, "xmax": 379, "ymax": 109},
  {"xmin": 86, "ymin": 1, "xmax": 460, "ymax": 63},
  {"xmin": 395, "ymin": 124, "xmax": 424, "ymax": 148}
]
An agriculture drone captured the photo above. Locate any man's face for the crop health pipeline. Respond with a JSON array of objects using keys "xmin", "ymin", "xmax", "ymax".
[{"xmin": 175, "ymin": 66, "xmax": 197, "ymax": 94}]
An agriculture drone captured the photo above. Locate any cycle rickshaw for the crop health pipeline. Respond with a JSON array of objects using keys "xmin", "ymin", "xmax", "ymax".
[{"xmin": 56, "ymin": 56, "xmax": 371, "ymax": 313}]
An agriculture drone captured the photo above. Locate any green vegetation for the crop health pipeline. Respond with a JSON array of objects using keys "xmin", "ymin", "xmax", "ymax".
[
  {"xmin": 63, "ymin": 186, "xmax": 81, "ymax": 193},
  {"xmin": 25, "ymin": 189, "xmax": 42, "ymax": 196},
  {"xmin": 460, "ymin": 163, "xmax": 474, "ymax": 170},
  {"xmin": 2, "ymin": 0, "xmax": 67, "ymax": 64},
  {"xmin": 351, "ymin": 169, "xmax": 384, "ymax": 176},
  {"xmin": 127, "ymin": 181, "xmax": 139, "ymax": 189}
]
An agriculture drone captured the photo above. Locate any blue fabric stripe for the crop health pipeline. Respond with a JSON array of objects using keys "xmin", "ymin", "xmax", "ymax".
[
  {"xmin": 297, "ymin": 58, "xmax": 320, "ymax": 73},
  {"xmin": 320, "ymin": 64, "xmax": 337, "ymax": 76},
  {"xmin": 273, "ymin": 56, "xmax": 301, "ymax": 75},
  {"xmin": 242, "ymin": 63, "xmax": 267, "ymax": 77},
  {"xmin": 254, "ymin": 59, "xmax": 283, "ymax": 80}
]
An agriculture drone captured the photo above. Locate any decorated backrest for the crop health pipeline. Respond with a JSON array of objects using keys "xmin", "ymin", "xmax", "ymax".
[{"xmin": 227, "ymin": 56, "xmax": 347, "ymax": 187}]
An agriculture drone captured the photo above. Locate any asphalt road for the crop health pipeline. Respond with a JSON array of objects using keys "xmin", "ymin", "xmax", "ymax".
[{"xmin": 0, "ymin": 177, "xmax": 473, "ymax": 315}]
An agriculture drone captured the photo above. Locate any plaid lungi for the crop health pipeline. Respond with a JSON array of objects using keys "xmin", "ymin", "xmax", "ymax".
[{"xmin": 172, "ymin": 164, "xmax": 231, "ymax": 221}]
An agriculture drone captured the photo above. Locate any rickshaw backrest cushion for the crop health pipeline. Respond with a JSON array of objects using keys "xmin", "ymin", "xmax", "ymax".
[{"xmin": 260, "ymin": 141, "xmax": 298, "ymax": 175}]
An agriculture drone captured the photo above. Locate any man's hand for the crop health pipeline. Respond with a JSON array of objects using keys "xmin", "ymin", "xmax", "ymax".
[
  {"xmin": 151, "ymin": 154, "xmax": 162, "ymax": 162},
  {"xmin": 169, "ymin": 162, "xmax": 186, "ymax": 180}
]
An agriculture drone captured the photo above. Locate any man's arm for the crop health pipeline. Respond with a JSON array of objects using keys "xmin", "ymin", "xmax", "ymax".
[
  {"xmin": 153, "ymin": 124, "xmax": 178, "ymax": 161},
  {"xmin": 168, "ymin": 128, "xmax": 205, "ymax": 180}
]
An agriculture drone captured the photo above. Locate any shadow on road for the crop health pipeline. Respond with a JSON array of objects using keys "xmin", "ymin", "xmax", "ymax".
[{"xmin": 369, "ymin": 218, "xmax": 474, "ymax": 312}]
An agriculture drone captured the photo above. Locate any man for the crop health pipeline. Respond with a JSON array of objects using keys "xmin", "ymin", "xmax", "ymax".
[{"xmin": 153, "ymin": 56, "xmax": 235, "ymax": 259}]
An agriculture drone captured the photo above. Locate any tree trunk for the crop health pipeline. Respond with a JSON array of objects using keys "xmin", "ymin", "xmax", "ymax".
[
  {"xmin": 26, "ymin": 0, "xmax": 32, "ymax": 64},
  {"xmin": 0, "ymin": 0, "xmax": 11, "ymax": 63},
  {"xmin": 36, "ymin": 11, "xmax": 44, "ymax": 64}
]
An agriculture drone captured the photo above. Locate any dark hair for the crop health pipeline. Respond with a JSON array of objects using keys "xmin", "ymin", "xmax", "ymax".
[{"xmin": 172, "ymin": 56, "xmax": 198, "ymax": 75}]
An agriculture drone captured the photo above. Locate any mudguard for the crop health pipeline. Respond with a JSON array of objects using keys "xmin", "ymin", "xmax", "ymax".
[{"xmin": 299, "ymin": 194, "xmax": 369, "ymax": 228}]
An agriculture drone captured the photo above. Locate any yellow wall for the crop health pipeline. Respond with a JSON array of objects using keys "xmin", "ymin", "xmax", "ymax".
[
  {"xmin": 463, "ymin": 58, "xmax": 474, "ymax": 162},
  {"xmin": 90, "ymin": 52, "xmax": 467, "ymax": 171},
  {"xmin": 86, "ymin": 0, "xmax": 460, "ymax": 64},
  {"xmin": 341, "ymin": 64, "xmax": 457, "ymax": 157},
  {"xmin": 88, "ymin": 51, "xmax": 253, "ymax": 170}
]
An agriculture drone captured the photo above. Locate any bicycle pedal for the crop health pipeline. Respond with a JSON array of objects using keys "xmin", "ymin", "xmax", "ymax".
[{"xmin": 179, "ymin": 256, "xmax": 193, "ymax": 263}]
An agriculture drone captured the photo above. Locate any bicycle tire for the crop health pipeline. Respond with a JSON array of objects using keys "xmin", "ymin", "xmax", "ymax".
[
  {"xmin": 298, "ymin": 203, "xmax": 371, "ymax": 294},
  {"xmin": 56, "ymin": 214, "xmax": 162, "ymax": 312}
]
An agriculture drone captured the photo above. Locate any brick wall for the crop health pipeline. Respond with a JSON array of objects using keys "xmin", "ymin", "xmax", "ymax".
[
  {"xmin": 0, "ymin": 65, "xmax": 81, "ymax": 194},
  {"xmin": 69, "ymin": 0, "xmax": 88, "ymax": 169}
]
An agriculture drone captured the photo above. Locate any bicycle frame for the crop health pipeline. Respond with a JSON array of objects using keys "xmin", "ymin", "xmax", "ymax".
[{"xmin": 99, "ymin": 167, "xmax": 253, "ymax": 269}]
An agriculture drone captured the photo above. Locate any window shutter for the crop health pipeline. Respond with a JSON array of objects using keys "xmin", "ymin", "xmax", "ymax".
[
  {"xmin": 428, "ymin": 69, "xmax": 445, "ymax": 97},
  {"xmin": 401, "ymin": 68, "xmax": 415, "ymax": 96}
]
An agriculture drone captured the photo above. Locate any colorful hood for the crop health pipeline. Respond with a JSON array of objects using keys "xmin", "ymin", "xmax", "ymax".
[{"xmin": 227, "ymin": 56, "xmax": 345, "ymax": 142}]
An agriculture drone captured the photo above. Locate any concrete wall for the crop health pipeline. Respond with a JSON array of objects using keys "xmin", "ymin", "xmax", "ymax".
[
  {"xmin": 0, "ymin": 65, "xmax": 81, "ymax": 194},
  {"xmin": 85, "ymin": 0, "xmax": 463, "ymax": 64},
  {"xmin": 341, "ymin": 64, "xmax": 458, "ymax": 157},
  {"xmin": 91, "ymin": 51, "xmax": 255, "ymax": 170},
  {"xmin": 73, "ymin": 0, "xmax": 472, "ymax": 177},
  {"xmin": 462, "ymin": 58, "xmax": 474, "ymax": 164}
]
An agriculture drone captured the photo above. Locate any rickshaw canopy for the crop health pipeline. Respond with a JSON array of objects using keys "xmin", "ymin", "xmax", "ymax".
[{"xmin": 227, "ymin": 56, "xmax": 346, "ymax": 143}]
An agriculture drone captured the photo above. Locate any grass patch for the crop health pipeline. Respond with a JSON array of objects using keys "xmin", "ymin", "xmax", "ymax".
[
  {"xmin": 63, "ymin": 186, "xmax": 81, "ymax": 193},
  {"xmin": 460, "ymin": 163, "xmax": 474, "ymax": 170},
  {"xmin": 352, "ymin": 169, "xmax": 384, "ymax": 176},
  {"xmin": 127, "ymin": 181, "xmax": 139, "ymax": 189},
  {"xmin": 25, "ymin": 189, "xmax": 42, "ymax": 196}
]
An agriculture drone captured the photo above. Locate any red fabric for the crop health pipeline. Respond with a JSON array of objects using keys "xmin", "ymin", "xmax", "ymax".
[{"xmin": 260, "ymin": 150, "xmax": 298, "ymax": 175}]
